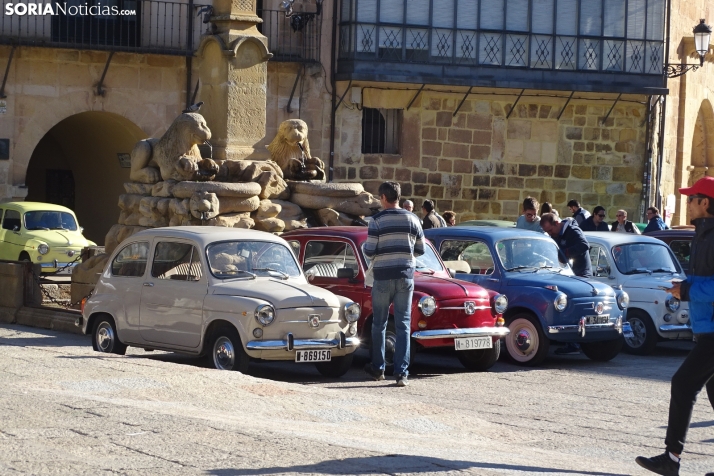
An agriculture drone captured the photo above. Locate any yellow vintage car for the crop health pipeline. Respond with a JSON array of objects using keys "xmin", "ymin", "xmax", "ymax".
[{"xmin": 0, "ymin": 202, "xmax": 96, "ymax": 274}]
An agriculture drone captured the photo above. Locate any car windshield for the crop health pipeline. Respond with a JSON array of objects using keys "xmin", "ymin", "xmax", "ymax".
[
  {"xmin": 24, "ymin": 211, "xmax": 78, "ymax": 231},
  {"xmin": 495, "ymin": 238, "xmax": 570, "ymax": 272},
  {"xmin": 206, "ymin": 240, "xmax": 302, "ymax": 279},
  {"xmin": 361, "ymin": 242, "xmax": 445, "ymax": 273},
  {"xmin": 611, "ymin": 243, "xmax": 681, "ymax": 275}
]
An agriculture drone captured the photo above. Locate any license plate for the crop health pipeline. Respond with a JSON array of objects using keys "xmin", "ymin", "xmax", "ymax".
[
  {"xmin": 455, "ymin": 336, "xmax": 492, "ymax": 351},
  {"xmin": 623, "ymin": 322, "xmax": 634, "ymax": 338},
  {"xmin": 56, "ymin": 265, "xmax": 76, "ymax": 275},
  {"xmin": 295, "ymin": 349, "xmax": 331, "ymax": 362},
  {"xmin": 584, "ymin": 314, "xmax": 610, "ymax": 325}
]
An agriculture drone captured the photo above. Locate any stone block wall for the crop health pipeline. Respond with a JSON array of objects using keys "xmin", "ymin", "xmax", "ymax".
[{"xmin": 332, "ymin": 89, "xmax": 648, "ymax": 222}]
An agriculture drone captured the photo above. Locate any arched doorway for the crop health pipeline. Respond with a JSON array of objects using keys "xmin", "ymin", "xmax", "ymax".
[{"xmin": 25, "ymin": 112, "xmax": 146, "ymax": 245}]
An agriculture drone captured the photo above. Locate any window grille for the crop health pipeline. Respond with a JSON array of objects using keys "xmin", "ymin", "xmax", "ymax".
[{"xmin": 361, "ymin": 108, "xmax": 401, "ymax": 154}]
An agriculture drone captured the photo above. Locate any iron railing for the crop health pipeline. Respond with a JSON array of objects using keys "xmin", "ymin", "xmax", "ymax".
[
  {"xmin": 258, "ymin": 8, "xmax": 321, "ymax": 62},
  {"xmin": 0, "ymin": 0, "xmax": 209, "ymax": 55}
]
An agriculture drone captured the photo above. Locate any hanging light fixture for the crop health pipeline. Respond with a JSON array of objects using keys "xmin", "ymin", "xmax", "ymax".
[{"xmin": 693, "ymin": 19, "xmax": 712, "ymax": 66}]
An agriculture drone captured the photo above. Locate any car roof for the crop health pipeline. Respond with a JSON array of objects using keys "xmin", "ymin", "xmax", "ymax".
[
  {"xmin": 583, "ymin": 232, "xmax": 671, "ymax": 245},
  {"xmin": 130, "ymin": 226, "xmax": 289, "ymax": 247},
  {"xmin": 424, "ymin": 226, "xmax": 552, "ymax": 241},
  {"xmin": 0, "ymin": 202, "xmax": 77, "ymax": 213},
  {"xmin": 459, "ymin": 219, "xmax": 516, "ymax": 227},
  {"xmin": 645, "ymin": 229, "xmax": 695, "ymax": 238},
  {"xmin": 282, "ymin": 226, "xmax": 368, "ymax": 240}
]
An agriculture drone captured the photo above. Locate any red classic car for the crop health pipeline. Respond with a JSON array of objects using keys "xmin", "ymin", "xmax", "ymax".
[{"xmin": 282, "ymin": 226, "xmax": 509, "ymax": 372}]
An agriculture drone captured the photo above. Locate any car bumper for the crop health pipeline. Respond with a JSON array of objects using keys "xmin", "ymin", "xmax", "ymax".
[
  {"xmin": 411, "ymin": 327, "xmax": 510, "ymax": 340},
  {"xmin": 245, "ymin": 332, "xmax": 360, "ymax": 351},
  {"xmin": 659, "ymin": 324, "xmax": 693, "ymax": 337},
  {"xmin": 548, "ymin": 317, "xmax": 624, "ymax": 336},
  {"xmin": 40, "ymin": 261, "xmax": 78, "ymax": 274}
]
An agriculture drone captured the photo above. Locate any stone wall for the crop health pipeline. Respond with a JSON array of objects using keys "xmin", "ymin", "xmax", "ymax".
[{"xmin": 331, "ymin": 88, "xmax": 648, "ymax": 222}]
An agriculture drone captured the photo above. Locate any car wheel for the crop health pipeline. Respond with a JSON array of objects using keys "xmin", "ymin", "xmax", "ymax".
[
  {"xmin": 623, "ymin": 311, "xmax": 658, "ymax": 355},
  {"xmin": 91, "ymin": 316, "xmax": 127, "ymax": 355},
  {"xmin": 504, "ymin": 313, "xmax": 550, "ymax": 366},
  {"xmin": 456, "ymin": 338, "xmax": 500, "ymax": 371},
  {"xmin": 580, "ymin": 338, "xmax": 623, "ymax": 362},
  {"xmin": 208, "ymin": 325, "xmax": 250, "ymax": 372},
  {"xmin": 369, "ymin": 317, "xmax": 415, "ymax": 376},
  {"xmin": 315, "ymin": 353, "xmax": 354, "ymax": 378},
  {"xmin": 18, "ymin": 252, "xmax": 31, "ymax": 262}
]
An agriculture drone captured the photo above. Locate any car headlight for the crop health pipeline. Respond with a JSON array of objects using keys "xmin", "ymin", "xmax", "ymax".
[
  {"xmin": 492, "ymin": 294, "xmax": 508, "ymax": 314},
  {"xmin": 344, "ymin": 302, "xmax": 360, "ymax": 323},
  {"xmin": 418, "ymin": 296, "xmax": 437, "ymax": 316},
  {"xmin": 254, "ymin": 304, "xmax": 275, "ymax": 326},
  {"xmin": 666, "ymin": 296, "xmax": 680, "ymax": 312},
  {"xmin": 38, "ymin": 244, "xmax": 49, "ymax": 255},
  {"xmin": 617, "ymin": 291, "xmax": 630, "ymax": 310},
  {"xmin": 554, "ymin": 292, "xmax": 568, "ymax": 312}
]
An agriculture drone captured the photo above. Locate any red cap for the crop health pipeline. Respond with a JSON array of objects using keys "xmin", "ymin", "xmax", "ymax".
[{"xmin": 679, "ymin": 176, "xmax": 714, "ymax": 198}]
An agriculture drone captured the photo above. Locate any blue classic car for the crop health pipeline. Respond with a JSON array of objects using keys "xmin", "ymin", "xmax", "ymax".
[{"xmin": 425, "ymin": 227, "xmax": 629, "ymax": 366}]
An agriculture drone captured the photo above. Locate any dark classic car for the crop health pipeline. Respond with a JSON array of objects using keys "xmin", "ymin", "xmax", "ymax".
[
  {"xmin": 424, "ymin": 227, "xmax": 629, "ymax": 366},
  {"xmin": 645, "ymin": 228, "xmax": 695, "ymax": 274},
  {"xmin": 282, "ymin": 227, "xmax": 510, "ymax": 373}
]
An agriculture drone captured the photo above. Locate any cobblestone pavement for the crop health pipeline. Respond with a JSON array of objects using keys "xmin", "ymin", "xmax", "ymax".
[{"xmin": 0, "ymin": 324, "xmax": 712, "ymax": 475}]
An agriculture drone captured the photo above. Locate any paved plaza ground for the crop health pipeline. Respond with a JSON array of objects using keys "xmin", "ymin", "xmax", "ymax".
[{"xmin": 0, "ymin": 324, "xmax": 712, "ymax": 475}]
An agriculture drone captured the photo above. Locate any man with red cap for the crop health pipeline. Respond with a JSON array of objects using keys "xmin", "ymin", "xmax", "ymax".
[{"xmin": 636, "ymin": 176, "xmax": 714, "ymax": 476}]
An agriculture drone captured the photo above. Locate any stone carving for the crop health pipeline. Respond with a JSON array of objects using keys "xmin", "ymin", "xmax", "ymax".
[
  {"xmin": 290, "ymin": 191, "xmax": 381, "ymax": 216},
  {"xmin": 267, "ymin": 119, "xmax": 326, "ymax": 181},
  {"xmin": 129, "ymin": 113, "xmax": 218, "ymax": 184}
]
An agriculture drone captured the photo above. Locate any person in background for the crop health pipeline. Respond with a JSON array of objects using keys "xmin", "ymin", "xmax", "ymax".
[
  {"xmin": 421, "ymin": 200, "xmax": 443, "ymax": 229},
  {"xmin": 539, "ymin": 212, "xmax": 592, "ymax": 356},
  {"xmin": 540, "ymin": 202, "xmax": 559, "ymax": 218},
  {"xmin": 442, "ymin": 211, "xmax": 456, "ymax": 226},
  {"xmin": 636, "ymin": 177, "xmax": 714, "ymax": 476},
  {"xmin": 402, "ymin": 200, "xmax": 414, "ymax": 213},
  {"xmin": 567, "ymin": 199, "xmax": 590, "ymax": 226},
  {"xmin": 363, "ymin": 182, "xmax": 424, "ymax": 388},
  {"xmin": 516, "ymin": 197, "xmax": 545, "ymax": 233},
  {"xmin": 580, "ymin": 206, "xmax": 610, "ymax": 231},
  {"xmin": 644, "ymin": 206, "xmax": 667, "ymax": 233},
  {"xmin": 611, "ymin": 209, "xmax": 641, "ymax": 234}
]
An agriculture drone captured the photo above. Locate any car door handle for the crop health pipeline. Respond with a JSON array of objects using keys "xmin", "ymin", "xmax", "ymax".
[
  {"xmin": 143, "ymin": 282, "xmax": 154, "ymax": 287},
  {"xmin": 486, "ymin": 278, "xmax": 499, "ymax": 282}
]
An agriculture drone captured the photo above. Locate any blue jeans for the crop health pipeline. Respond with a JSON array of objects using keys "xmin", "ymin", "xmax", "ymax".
[{"xmin": 371, "ymin": 278, "xmax": 414, "ymax": 378}]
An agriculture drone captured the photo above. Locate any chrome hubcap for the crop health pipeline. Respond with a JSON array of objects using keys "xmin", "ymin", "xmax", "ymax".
[
  {"xmin": 385, "ymin": 331, "xmax": 397, "ymax": 366},
  {"xmin": 626, "ymin": 318, "xmax": 646, "ymax": 348},
  {"xmin": 213, "ymin": 336, "xmax": 235, "ymax": 370},
  {"xmin": 515, "ymin": 329, "xmax": 532, "ymax": 352},
  {"xmin": 506, "ymin": 318, "xmax": 540, "ymax": 362},
  {"xmin": 96, "ymin": 322, "xmax": 114, "ymax": 352}
]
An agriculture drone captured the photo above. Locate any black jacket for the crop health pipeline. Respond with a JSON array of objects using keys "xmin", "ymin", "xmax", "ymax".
[
  {"xmin": 580, "ymin": 216, "xmax": 609, "ymax": 231},
  {"xmin": 611, "ymin": 220, "xmax": 637, "ymax": 233},
  {"xmin": 555, "ymin": 218, "xmax": 593, "ymax": 277},
  {"xmin": 680, "ymin": 217, "xmax": 714, "ymax": 333}
]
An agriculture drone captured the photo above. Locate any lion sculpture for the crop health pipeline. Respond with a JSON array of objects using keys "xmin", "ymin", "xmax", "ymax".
[
  {"xmin": 266, "ymin": 119, "xmax": 325, "ymax": 181},
  {"xmin": 130, "ymin": 112, "xmax": 218, "ymax": 183}
]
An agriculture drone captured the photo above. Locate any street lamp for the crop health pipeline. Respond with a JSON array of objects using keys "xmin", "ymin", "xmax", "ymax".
[
  {"xmin": 279, "ymin": 0, "xmax": 323, "ymax": 32},
  {"xmin": 666, "ymin": 19, "xmax": 711, "ymax": 78}
]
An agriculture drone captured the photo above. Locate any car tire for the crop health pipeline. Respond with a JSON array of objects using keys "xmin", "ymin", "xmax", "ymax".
[
  {"xmin": 91, "ymin": 316, "xmax": 127, "ymax": 355},
  {"xmin": 623, "ymin": 310, "xmax": 658, "ymax": 355},
  {"xmin": 207, "ymin": 325, "xmax": 250, "ymax": 372},
  {"xmin": 315, "ymin": 353, "xmax": 354, "ymax": 378},
  {"xmin": 369, "ymin": 317, "xmax": 415, "ymax": 376},
  {"xmin": 580, "ymin": 338, "xmax": 623, "ymax": 362},
  {"xmin": 456, "ymin": 338, "xmax": 500, "ymax": 371},
  {"xmin": 504, "ymin": 313, "xmax": 550, "ymax": 366}
]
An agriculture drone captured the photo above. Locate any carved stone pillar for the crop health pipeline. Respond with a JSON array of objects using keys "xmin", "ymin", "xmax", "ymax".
[{"xmin": 197, "ymin": 0, "xmax": 272, "ymax": 161}]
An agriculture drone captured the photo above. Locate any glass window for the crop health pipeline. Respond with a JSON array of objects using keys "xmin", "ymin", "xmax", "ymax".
[
  {"xmin": 589, "ymin": 245, "xmax": 611, "ymax": 277},
  {"xmin": 2, "ymin": 210, "xmax": 21, "ymax": 231},
  {"xmin": 496, "ymin": 238, "xmax": 569, "ymax": 271},
  {"xmin": 111, "ymin": 242, "xmax": 149, "ymax": 277},
  {"xmin": 666, "ymin": 240, "xmax": 690, "ymax": 272},
  {"xmin": 304, "ymin": 241, "xmax": 360, "ymax": 278},
  {"xmin": 363, "ymin": 241, "xmax": 445, "ymax": 273},
  {"xmin": 206, "ymin": 240, "xmax": 301, "ymax": 279},
  {"xmin": 24, "ymin": 211, "xmax": 78, "ymax": 231},
  {"xmin": 151, "ymin": 242, "xmax": 203, "ymax": 281},
  {"xmin": 286, "ymin": 240, "xmax": 301, "ymax": 259},
  {"xmin": 440, "ymin": 240, "xmax": 495, "ymax": 275},
  {"xmin": 611, "ymin": 243, "xmax": 680, "ymax": 275}
]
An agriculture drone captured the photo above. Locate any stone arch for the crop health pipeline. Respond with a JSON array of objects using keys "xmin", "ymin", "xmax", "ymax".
[
  {"xmin": 24, "ymin": 111, "xmax": 147, "ymax": 244},
  {"xmin": 690, "ymin": 99, "xmax": 714, "ymax": 180}
]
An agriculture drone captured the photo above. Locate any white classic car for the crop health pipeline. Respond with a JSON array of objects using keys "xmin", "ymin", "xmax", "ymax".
[
  {"xmin": 585, "ymin": 232, "xmax": 691, "ymax": 355},
  {"xmin": 78, "ymin": 227, "xmax": 361, "ymax": 377}
]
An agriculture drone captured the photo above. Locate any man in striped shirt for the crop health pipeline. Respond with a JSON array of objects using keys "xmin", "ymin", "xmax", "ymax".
[{"xmin": 363, "ymin": 182, "xmax": 425, "ymax": 387}]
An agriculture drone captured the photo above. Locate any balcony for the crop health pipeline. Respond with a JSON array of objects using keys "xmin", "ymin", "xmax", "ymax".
[
  {"xmin": 0, "ymin": 0, "xmax": 208, "ymax": 56},
  {"xmin": 258, "ymin": 8, "xmax": 321, "ymax": 62},
  {"xmin": 337, "ymin": 0, "xmax": 668, "ymax": 94}
]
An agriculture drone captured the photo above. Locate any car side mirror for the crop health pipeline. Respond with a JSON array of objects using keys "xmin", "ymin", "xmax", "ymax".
[
  {"xmin": 448, "ymin": 268, "xmax": 456, "ymax": 278},
  {"xmin": 337, "ymin": 268, "xmax": 356, "ymax": 279},
  {"xmin": 80, "ymin": 226, "xmax": 84, "ymax": 233},
  {"xmin": 12, "ymin": 225, "xmax": 19, "ymax": 233}
]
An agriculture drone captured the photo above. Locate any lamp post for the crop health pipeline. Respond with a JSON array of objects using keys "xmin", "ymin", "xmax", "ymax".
[{"xmin": 666, "ymin": 19, "xmax": 712, "ymax": 78}]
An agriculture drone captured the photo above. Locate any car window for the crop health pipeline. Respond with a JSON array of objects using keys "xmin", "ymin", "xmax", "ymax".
[
  {"xmin": 111, "ymin": 242, "xmax": 149, "ymax": 277},
  {"xmin": 304, "ymin": 240, "xmax": 359, "ymax": 278},
  {"xmin": 206, "ymin": 240, "xmax": 301, "ymax": 278},
  {"xmin": 286, "ymin": 240, "xmax": 301, "ymax": 259},
  {"xmin": 611, "ymin": 243, "xmax": 680, "ymax": 275},
  {"xmin": 151, "ymin": 242, "xmax": 203, "ymax": 281},
  {"xmin": 668, "ymin": 240, "xmax": 691, "ymax": 271},
  {"xmin": 495, "ymin": 238, "xmax": 569, "ymax": 271},
  {"xmin": 362, "ymin": 241, "xmax": 445, "ymax": 273},
  {"xmin": 440, "ymin": 240, "xmax": 494, "ymax": 275},
  {"xmin": 2, "ymin": 209, "xmax": 21, "ymax": 231},
  {"xmin": 589, "ymin": 245, "xmax": 611, "ymax": 277},
  {"xmin": 24, "ymin": 211, "xmax": 78, "ymax": 231}
]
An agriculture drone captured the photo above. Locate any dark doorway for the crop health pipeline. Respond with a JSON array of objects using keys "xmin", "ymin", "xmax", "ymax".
[{"xmin": 45, "ymin": 169, "xmax": 76, "ymax": 210}]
